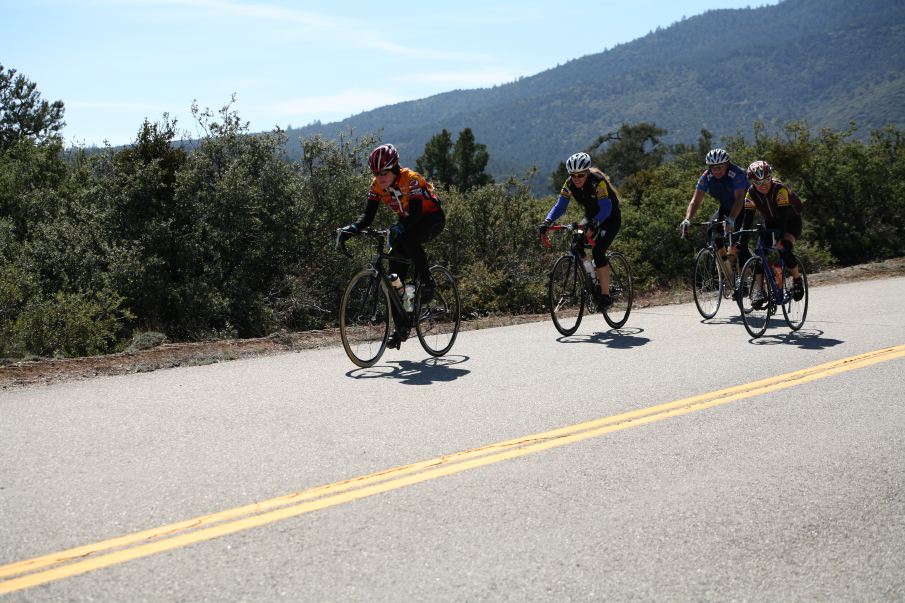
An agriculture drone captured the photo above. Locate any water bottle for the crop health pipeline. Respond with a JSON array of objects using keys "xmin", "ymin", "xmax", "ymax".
[
  {"xmin": 770, "ymin": 262, "xmax": 783, "ymax": 289},
  {"xmin": 403, "ymin": 285, "xmax": 415, "ymax": 312},
  {"xmin": 583, "ymin": 259, "xmax": 597, "ymax": 283}
]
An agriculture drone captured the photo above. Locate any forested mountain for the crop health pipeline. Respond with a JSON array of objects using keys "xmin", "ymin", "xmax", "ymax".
[{"xmin": 289, "ymin": 0, "xmax": 905, "ymax": 180}]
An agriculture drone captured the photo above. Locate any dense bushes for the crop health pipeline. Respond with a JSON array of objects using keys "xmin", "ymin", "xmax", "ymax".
[{"xmin": 1, "ymin": 116, "xmax": 903, "ymax": 358}]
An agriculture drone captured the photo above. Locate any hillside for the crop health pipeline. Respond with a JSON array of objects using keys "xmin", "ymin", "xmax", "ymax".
[{"xmin": 289, "ymin": 0, "xmax": 905, "ymax": 184}]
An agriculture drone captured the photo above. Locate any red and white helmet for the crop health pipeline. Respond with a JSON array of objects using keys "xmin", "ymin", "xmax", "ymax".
[
  {"xmin": 368, "ymin": 144, "xmax": 399, "ymax": 174},
  {"xmin": 747, "ymin": 160, "xmax": 773, "ymax": 183}
]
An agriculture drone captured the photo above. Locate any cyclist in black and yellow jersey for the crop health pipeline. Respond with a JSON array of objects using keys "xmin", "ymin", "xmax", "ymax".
[
  {"xmin": 744, "ymin": 160, "xmax": 806, "ymax": 303},
  {"xmin": 537, "ymin": 152, "xmax": 622, "ymax": 313}
]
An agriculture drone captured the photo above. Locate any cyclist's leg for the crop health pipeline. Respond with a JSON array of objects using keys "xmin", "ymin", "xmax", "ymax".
[
  {"xmin": 387, "ymin": 246, "xmax": 410, "ymax": 345},
  {"xmin": 780, "ymin": 215, "xmax": 803, "ymax": 278},
  {"xmin": 592, "ymin": 211, "xmax": 620, "ymax": 307},
  {"xmin": 396, "ymin": 212, "xmax": 444, "ymax": 282}
]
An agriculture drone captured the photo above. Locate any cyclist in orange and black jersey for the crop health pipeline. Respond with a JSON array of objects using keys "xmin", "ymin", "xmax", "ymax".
[
  {"xmin": 338, "ymin": 144, "xmax": 445, "ymax": 348},
  {"xmin": 537, "ymin": 152, "xmax": 622, "ymax": 313},
  {"xmin": 744, "ymin": 160, "xmax": 805, "ymax": 301}
]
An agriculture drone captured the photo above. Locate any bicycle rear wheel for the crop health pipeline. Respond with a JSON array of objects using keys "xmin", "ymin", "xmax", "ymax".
[
  {"xmin": 692, "ymin": 247, "xmax": 721, "ymax": 319},
  {"xmin": 339, "ymin": 269, "xmax": 391, "ymax": 367},
  {"xmin": 603, "ymin": 252, "xmax": 633, "ymax": 329},
  {"xmin": 416, "ymin": 265, "xmax": 461, "ymax": 356},
  {"xmin": 782, "ymin": 264, "xmax": 808, "ymax": 331},
  {"xmin": 548, "ymin": 255, "xmax": 584, "ymax": 336},
  {"xmin": 738, "ymin": 257, "xmax": 770, "ymax": 338}
]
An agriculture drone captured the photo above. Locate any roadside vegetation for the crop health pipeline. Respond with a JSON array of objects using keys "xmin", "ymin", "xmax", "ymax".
[{"xmin": 2, "ymin": 64, "xmax": 903, "ymax": 359}]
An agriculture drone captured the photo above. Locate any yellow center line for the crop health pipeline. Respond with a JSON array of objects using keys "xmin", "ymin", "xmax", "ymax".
[{"xmin": 2, "ymin": 343, "xmax": 904, "ymax": 595}]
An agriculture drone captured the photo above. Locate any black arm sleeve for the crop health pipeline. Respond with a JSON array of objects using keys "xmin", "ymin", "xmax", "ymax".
[{"xmin": 352, "ymin": 199, "xmax": 380, "ymax": 230}]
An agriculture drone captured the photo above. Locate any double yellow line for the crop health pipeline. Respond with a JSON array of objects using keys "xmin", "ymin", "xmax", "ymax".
[{"xmin": 3, "ymin": 343, "xmax": 905, "ymax": 595}]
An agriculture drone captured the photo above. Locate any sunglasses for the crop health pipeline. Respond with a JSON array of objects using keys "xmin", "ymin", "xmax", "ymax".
[
  {"xmin": 709, "ymin": 163, "xmax": 728, "ymax": 170},
  {"xmin": 570, "ymin": 171, "xmax": 589, "ymax": 178},
  {"xmin": 752, "ymin": 177, "xmax": 771, "ymax": 186},
  {"xmin": 374, "ymin": 169, "xmax": 394, "ymax": 176}
]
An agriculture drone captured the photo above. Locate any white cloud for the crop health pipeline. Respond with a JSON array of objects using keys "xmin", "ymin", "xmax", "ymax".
[{"xmin": 115, "ymin": 0, "xmax": 488, "ymax": 60}]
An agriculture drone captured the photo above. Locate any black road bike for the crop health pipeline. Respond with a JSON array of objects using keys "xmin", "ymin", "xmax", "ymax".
[
  {"xmin": 734, "ymin": 226, "xmax": 809, "ymax": 338},
  {"xmin": 540, "ymin": 223, "xmax": 633, "ymax": 336},
  {"xmin": 683, "ymin": 220, "xmax": 747, "ymax": 319},
  {"xmin": 336, "ymin": 227, "xmax": 461, "ymax": 368}
]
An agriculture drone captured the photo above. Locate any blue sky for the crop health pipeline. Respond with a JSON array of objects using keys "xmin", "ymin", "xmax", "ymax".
[{"xmin": 3, "ymin": 0, "xmax": 778, "ymax": 147}]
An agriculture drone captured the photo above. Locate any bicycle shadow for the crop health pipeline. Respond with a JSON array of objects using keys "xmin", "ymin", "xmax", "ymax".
[
  {"xmin": 749, "ymin": 328, "xmax": 844, "ymax": 350},
  {"xmin": 702, "ymin": 314, "xmax": 747, "ymax": 326},
  {"xmin": 556, "ymin": 327, "xmax": 650, "ymax": 349},
  {"xmin": 345, "ymin": 355, "xmax": 471, "ymax": 385}
]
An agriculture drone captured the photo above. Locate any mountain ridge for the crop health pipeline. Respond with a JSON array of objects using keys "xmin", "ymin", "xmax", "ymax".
[{"xmin": 289, "ymin": 0, "xmax": 905, "ymax": 182}]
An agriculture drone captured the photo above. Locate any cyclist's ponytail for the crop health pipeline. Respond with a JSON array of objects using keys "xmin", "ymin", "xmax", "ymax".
[{"xmin": 592, "ymin": 167, "xmax": 621, "ymax": 205}]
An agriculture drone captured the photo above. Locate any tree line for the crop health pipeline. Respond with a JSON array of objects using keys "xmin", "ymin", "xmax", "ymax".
[{"xmin": 2, "ymin": 64, "xmax": 903, "ymax": 358}]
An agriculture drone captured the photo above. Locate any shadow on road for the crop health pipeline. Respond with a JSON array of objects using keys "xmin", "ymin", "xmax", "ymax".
[
  {"xmin": 557, "ymin": 327, "xmax": 650, "ymax": 349},
  {"xmin": 749, "ymin": 328, "xmax": 844, "ymax": 349},
  {"xmin": 345, "ymin": 355, "xmax": 471, "ymax": 385},
  {"xmin": 702, "ymin": 314, "xmax": 746, "ymax": 326}
]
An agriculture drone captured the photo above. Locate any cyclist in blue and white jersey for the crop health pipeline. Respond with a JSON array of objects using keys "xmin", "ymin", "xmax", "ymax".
[{"xmin": 680, "ymin": 148, "xmax": 753, "ymax": 274}]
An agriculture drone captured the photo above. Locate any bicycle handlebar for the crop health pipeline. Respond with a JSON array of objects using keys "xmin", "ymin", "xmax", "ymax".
[
  {"xmin": 538, "ymin": 223, "xmax": 589, "ymax": 250},
  {"xmin": 335, "ymin": 227, "xmax": 390, "ymax": 258},
  {"xmin": 681, "ymin": 219, "xmax": 727, "ymax": 240}
]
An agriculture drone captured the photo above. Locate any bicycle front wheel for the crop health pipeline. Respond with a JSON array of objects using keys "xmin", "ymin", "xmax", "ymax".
[
  {"xmin": 738, "ymin": 257, "xmax": 770, "ymax": 338},
  {"xmin": 339, "ymin": 269, "xmax": 391, "ymax": 368},
  {"xmin": 547, "ymin": 255, "xmax": 585, "ymax": 336},
  {"xmin": 782, "ymin": 263, "xmax": 808, "ymax": 331},
  {"xmin": 604, "ymin": 252, "xmax": 633, "ymax": 329},
  {"xmin": 416, "ymin": 265, "xmax": 461, "ymax": 357},
  {"xmin": 692, "ymin": 247, "xmax": 721, "ymax": 319}
]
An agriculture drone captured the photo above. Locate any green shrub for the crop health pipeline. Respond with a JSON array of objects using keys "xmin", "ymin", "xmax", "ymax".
[{"xmin": 13, "ymin": 289, "xmax": 132, "ymax": 357}]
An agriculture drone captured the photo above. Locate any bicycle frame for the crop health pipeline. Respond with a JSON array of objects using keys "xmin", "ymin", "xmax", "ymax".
[
  {"xmin": 540, "ymin": 223, "xmax": 597, "ymax": 296},
  {"xmin": 687, "ymin": 219, "xmax": 743, "ymax": 288},
  {"xmin": 338, "ymin": 228, "xmax": 419, "ymax": 333},
  {"xmin": 539, "ymin": 222, "xmax": 633, "ymax": 332},
  {"xmin": 742, "ymin": 227, "xmax": 789, "ymax": 308}
]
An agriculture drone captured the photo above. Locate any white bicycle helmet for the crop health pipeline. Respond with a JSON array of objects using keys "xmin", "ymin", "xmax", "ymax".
[
  {"xmin": 705, "ymin": 148, "xmax": 730, "ymax": 165},
  {"xmin": 565, "ymin": 152, "xmax": 592, "ymax": 174}
]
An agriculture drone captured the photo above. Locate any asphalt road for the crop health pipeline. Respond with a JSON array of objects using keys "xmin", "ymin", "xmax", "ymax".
[{"xmin": 2, "ymin": 276, "xmax": 904, "ymax": 601}]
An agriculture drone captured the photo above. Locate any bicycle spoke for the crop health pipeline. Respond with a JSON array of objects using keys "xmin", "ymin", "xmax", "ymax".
[
  {"xmin": 738, "ymin": 257, "xmax": 770, "ymax": 338},
  {"xmin": 693, "ymin": 248, "xmax": 721, "ymax": 319},
  {"xmin": 548, "ymin": 255, "xmax": 584, "ymax": 336},
  {"xmin": 782, "ymin": 264, "xmax": 809, "ymax": 331},
  {"xmin": 603, "ymin": 252, "xmax": 633, "ymax": 329},
  {"xmin": 416, "ymin": 266, "xmax": 461, "ymax": 356},
  {"xmin": 340, "ymin": 271, "xmax": 390, "ymax": 367}
]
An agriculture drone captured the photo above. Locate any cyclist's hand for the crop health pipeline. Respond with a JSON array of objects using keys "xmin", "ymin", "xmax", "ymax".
[
  {"xmin": 337, "ymin": 224, "xmax": 357, "ymax": 243},
  {"xmin": 389, "ymin": 222, "xmax": 405, "ymax": 241},
  {"xmin": 679, "ymin": 218, "xmax": 690, "ymax": 238},
  {"xmin": 536, "ymin": 220, "xmax": 551, "ymax": 235}
]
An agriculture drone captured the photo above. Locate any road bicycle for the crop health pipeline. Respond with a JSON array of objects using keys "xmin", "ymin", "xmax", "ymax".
[
  {"xmin": 683, "ymin": 220, "xmax": 746, "ymax": 319},
  {"xmin": 336, "ymin": 227, "xmax": 461, "ymax": 368},
  {"xmin": 539, "ymin": 222, "xmax": 633, "ymax": 336},
  {"xmin": 734, "ymin": 226, "xmax": 809, "ymax": 338}
]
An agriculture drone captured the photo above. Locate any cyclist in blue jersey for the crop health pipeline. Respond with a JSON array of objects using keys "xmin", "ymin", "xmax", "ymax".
[
  {"xmin": 679, "ymin": 148, "xmax": 753, "ymax": 283},
  {"xmin": 537, "ymin": 152, "xmax": 622, "ymax": 313}
]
